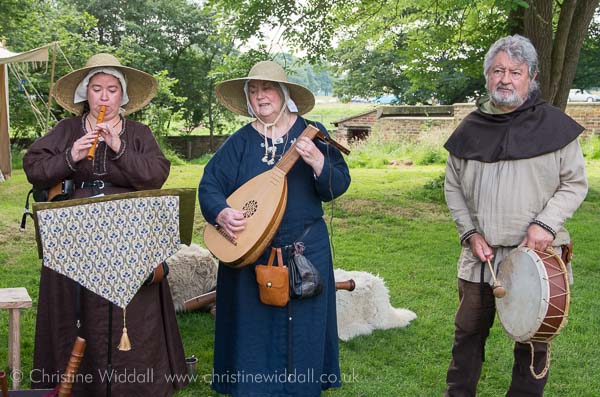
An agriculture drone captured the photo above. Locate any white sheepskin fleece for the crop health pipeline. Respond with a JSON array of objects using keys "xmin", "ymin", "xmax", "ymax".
[
  {"xmin": 334, "ymin": 268, "xmax": 417, "ymax": 341},
  {"xmin": 166, "ymin": 243, "xmax": 218, "ymax": 312}
]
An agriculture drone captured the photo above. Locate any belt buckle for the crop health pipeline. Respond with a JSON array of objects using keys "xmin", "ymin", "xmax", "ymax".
[{"xmin": 93, "ymin": 180, "xmax": 105, "ymax": 190}]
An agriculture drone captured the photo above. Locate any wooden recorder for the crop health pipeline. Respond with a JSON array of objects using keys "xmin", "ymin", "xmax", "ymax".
[
  {"xmin": 1, "ymin": 370, "xmax": 8, "ymax": 397},
  {"xmin": 58, "ymin": 336, "xmax": 86, "ymax": 397},
  {"xmin": 87, "ymin": 105, "xmax": 106, "ymax": 160}
]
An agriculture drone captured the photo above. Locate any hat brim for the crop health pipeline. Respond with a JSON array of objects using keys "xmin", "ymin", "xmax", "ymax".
[
  {"xmin": 52, "ymin": 65, "xmax": 157, "ymax": 116},
  {"xmin": 215, "ymin": 77, "xmax": 315, "ymax": 117}
]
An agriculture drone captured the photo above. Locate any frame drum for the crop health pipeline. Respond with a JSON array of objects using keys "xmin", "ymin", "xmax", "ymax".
[{"xmin": 496, "ymin": 247, "xmax": 570, "ymax": 343}]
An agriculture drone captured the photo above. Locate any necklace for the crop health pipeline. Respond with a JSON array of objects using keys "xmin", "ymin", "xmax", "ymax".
[
  {"xmin": 260, "ymin": 132, "xmax": 291, "ymax": 165},
  {"xmin": 86, "ymin": 113, "xmax": 122, "ymax": 134},
  {"xmin": 256, "ymin": 121, "xmax": 292, "ymax": 165},
  {"xmin": 255, "ymin": 114, "xmax": 295, "ymax": 165}
]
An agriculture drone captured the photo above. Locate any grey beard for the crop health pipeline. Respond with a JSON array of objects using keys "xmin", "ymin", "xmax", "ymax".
[
  {"xmin": 490, "ymin": 88, "xmax": 526, "ymax": 109},
  {"xmin": 488, "ymin": 79, "xmax": 538, "ymax": 109}
]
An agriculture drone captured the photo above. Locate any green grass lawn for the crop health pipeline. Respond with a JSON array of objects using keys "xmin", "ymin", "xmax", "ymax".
[{"xmin": 1, "ymin": 161, "xmax": 599, "ymax": 396}]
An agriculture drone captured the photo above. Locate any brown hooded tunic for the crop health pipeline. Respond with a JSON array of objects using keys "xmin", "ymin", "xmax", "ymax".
[{"xmin": 23, "ymin": 116, "xmax": 188, "ymax": 397}]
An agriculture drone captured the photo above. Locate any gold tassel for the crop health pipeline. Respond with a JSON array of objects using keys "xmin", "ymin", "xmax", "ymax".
[{"xmin": 117, "ymin": 308, "xmax": 131, "ymax": 351}]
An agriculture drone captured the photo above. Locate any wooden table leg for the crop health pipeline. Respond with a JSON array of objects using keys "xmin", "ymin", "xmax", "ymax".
[
  {"xmin": 7, "ymin": 310, "xmax": 12, "ymax": 368},
  {"xmin": 8, "ymin": 308, "xmax": 21, "ymax": 390}
]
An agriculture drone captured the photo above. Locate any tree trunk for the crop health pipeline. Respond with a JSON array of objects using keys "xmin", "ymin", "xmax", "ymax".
[
  {"xmin": 522, "ymin": 0, "xmax": 599, "ymax": 110},
  {"xmin": 548, "ymin": 0, "xmax": 578, "ymax": 104},
  {"xmin": 208, "ymin": 91, "xmax": 215, "ymax": 151},
  {"xmin": 523, "ymin": 0, "xmax": 553, "ymax": 101},
  {"xmin": 553, "ymin": 0, "xmax": 599, "ymax": 110}
]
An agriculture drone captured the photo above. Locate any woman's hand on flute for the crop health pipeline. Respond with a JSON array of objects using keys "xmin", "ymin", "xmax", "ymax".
[
  {"xmin": 96, "ymin": 121, "xmax": 122, "ymax": 153},
  {"xmin": 71, "ymin": 130, "xmax": 101, "ymax": 162}
]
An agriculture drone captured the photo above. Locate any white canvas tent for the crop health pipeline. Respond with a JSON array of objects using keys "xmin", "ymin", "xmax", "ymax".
[{"xmin": 0, "ymin": 42, "xmax": 51, "ymax": 180}]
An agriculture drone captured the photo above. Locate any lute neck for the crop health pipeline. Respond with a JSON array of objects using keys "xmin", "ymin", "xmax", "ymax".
[{"xmin": 275, "ymin": 124, "xmax": 320, "ymax": 175}]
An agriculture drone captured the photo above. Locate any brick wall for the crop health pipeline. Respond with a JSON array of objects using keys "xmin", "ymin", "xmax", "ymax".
[
  {"xmin": 335, "ymin": 102, "xmax": 600, "ymax": 141},
  {"xmin": 13, "ymin": 102, "xmax": 600, "ymax": 156},
  {"xmin": 373, "ymin": 117, "xmax": 454, "ymax": 141},
  {"xmin": 453, "ymin": 102, "xmax": 600, "ymax": 135},
  {"xmin": 452, "ymin": 103, "xmax": 476, "ymax": 126},
  {"xmin": 334, "ymin": 110, "xmax": 378, "ymax": 142},
  {"xmin": 564, "ymin": 103, "xmax": 600, "ymax": 135},
  {"xmin": 340, "ymin": 110, "xmax": 378, "ymax": 125}
]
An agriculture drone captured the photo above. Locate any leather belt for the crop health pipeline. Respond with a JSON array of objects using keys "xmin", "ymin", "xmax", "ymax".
[{"xmin": 80, "ymin": 180, "xmax": 113, "ymax": 190}]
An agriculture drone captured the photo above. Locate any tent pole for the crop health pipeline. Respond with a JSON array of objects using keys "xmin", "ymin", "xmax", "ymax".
[{"xmin": 45, "ymin": 42, "xmax": 57, "ymax": 133}]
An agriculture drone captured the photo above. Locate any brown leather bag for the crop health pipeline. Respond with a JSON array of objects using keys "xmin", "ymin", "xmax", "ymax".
[
  {"xmin": 255, "ymin": 247, "xmax": 289, "ymax": 307},
  {"xmin": 561, "ymin": 242, "xmax": 573, "ymax": 264}
]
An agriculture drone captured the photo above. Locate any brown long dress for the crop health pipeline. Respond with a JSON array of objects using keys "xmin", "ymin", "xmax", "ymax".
[{"xmin": 23, "ymin": 116, "xmax": 188, "ymax": 397}]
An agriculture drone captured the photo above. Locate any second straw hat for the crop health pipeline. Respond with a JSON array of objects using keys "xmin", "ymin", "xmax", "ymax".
[{"xmin": 215, "ymin": 61, "xmax": 315, "ymax": 117}]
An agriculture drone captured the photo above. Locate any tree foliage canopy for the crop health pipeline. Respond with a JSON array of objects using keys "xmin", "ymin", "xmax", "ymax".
[
  {"xmin": 574, "ymin": 17, "xmax": 600, "ymax": 90},
  {"xmin": 1, "ymin": 0, "xmax": 241, "ymax": 139},
  {"xmin": 217, "ymin": 0, "xmax": 599, "ymax": 107},
  {"xmin": 1, "ymin": 0, "xmax": 598, "ymax": 141}
]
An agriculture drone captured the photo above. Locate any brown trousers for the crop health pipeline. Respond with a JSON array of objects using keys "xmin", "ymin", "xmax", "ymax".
[{"xmin": 445, "ymin": 279, "xmax": 549, "ymax": 397}]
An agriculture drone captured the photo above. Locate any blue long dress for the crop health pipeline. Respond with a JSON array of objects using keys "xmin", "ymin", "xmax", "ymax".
[{"xmin": 198, "ymin": 116, "xmax": 351, "ymax": 396}]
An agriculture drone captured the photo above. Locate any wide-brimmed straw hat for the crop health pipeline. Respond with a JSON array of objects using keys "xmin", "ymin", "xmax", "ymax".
[
  {"xmin": 52, "ymin": 53, "xmax": 157, "ymax": 116},
  {"xmin": 215, "ymin": 60, "xmax": 315, "ymax": 117}
]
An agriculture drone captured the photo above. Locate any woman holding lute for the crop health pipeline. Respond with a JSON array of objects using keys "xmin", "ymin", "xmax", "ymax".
[
  {"xmin": 23, "ymin": 53, "xmax": 187, "ymax": 396},
  {"xmin": 199, "ymin": 60, "xmax": 351, "ymax": 396}
]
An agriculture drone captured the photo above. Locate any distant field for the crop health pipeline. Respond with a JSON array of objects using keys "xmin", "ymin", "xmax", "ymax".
[
  {"xmin": 183, "ymin": 97, "xmax": 375, "ymax": 136},
  {"xmin": 307, "ymin": 97, "xmax": 375, "ymax": 132}
]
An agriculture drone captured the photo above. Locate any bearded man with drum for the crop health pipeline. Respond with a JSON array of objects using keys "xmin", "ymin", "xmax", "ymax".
[{"xmin": 443, "ymin": 34, "xmax": 588, "ymax": 396}]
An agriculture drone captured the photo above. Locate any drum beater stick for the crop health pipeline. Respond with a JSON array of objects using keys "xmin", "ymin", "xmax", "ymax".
[{"xmin": 485, "ymin": 256, "xmax": 506, "ymax": 298}]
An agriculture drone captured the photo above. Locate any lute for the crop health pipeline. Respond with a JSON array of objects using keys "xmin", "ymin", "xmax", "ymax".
[{"xmin": 203, "ymin": 124, "xmax": 349, "ymax": 268}]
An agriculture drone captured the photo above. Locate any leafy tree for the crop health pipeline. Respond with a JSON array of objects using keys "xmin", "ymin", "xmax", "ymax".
[
  {"xmin": 272, "ymin": 53, "xmax": 334, "ymax": 96},
  {"xmin": 213, "ymin": 0, "xmax": 599, "ymax": 108},
  {"xmin": 210, "ymin": 0, "xmax": 512, "ymax": 104},
  {"xmin": 294, "ymin": 63, "xmax": 334, "ymax": 96},
  {"xmin": 0, "ymin": 0, "xmax": 36, "ymax": 40},
  {"xmin": 312, "ymin": 67, "xmax": 334, "ymax": 96},
  {"xmin": 331, "ymin": 43, "xmax": 413, "ymax": 102},
  {"xmin": 208, "ymin": 47, "xmax": 273, "ymax": 141},
  {"xmin": 2, "ymin": 1, "xmax": 103, "ymax": 136},
  {"xmin": 143, "ymin": 70, "xmax": 186, "ymax": 137},
  {"xmin": 63, "ymin": 0, "xmax": 240, "ymax": 139}
]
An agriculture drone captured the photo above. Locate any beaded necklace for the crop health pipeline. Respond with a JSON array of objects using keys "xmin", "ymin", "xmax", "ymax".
[{"xmin": 254, "ymin": 113, "xmax": 295, "ymax": 165}]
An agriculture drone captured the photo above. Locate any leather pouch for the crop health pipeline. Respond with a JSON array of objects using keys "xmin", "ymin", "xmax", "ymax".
[
  {"xmin": 561, "ymin": 242, "xmax": 573, "ymax": 265},
  {"xmin": 255, "ymin": 247, "xmax": 289, "ymax": 307},
  {"xmin": 288, "ymin": 242, "xmax": 322, "ymax": 299}
]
